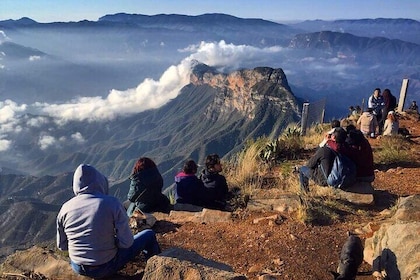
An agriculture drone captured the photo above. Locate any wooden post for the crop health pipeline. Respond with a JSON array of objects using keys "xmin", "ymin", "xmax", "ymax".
[
  {"xmin": 301, "ymin": 102, "xmax": 310, "ymax": 136},
  {"xmin": 397, "ymin": 79, "xmax": 409, "ymax": 113}
]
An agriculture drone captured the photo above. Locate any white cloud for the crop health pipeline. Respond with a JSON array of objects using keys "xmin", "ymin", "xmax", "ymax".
[
  {"xmin": 0, "ymin": 30, "xmax": 10, "ymax": 44},
  {"xmin": 0, "ymin": 100, "xmax": 27, "ymax": 123},
  {"xmin": 71, "ymin": 132, "xmax": 85, "ymax": 143},
  {"xmin": 29, "ymin": 55, "xmax": 42, "ymax": 61},
  {"xmin": 35, "ymin": 40, "xmax": 283, "ymax": 123},
  {"xmin": 0, "ymin": 138, "xmax": 11, "ymax": 151},
  {"xmin": 38, "ymin": 135, "xmax": 56, "ymax": 150},
  {"xmin": 26, "ymin": 116, "xmax": 50, "ymax": 127}
]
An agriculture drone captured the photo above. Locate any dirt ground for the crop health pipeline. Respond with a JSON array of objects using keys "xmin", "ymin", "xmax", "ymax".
[{"xmin": 126, "ymin": 113, "xmax": 420, "ymax": 280}]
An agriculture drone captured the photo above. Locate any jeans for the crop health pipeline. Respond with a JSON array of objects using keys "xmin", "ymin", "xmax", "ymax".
[
  {"xmin": 298, "ymin": 166, "xmax": 310, "ymax": 192},
  {"xmin": 71, "ymin": 229, "xmax": 161, "ymax": 279}
]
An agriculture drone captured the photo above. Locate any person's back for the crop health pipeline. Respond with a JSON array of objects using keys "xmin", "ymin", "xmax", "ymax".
[
  {"xmin": 357, "ymin": 109, "xmax": 378, "ymax": 136},
  {"xmin": 199, "ymin": 154, "xmax": 228, "ymax": 209},
  {"xmin": 383, "ymin": 111, "xmax": 399, "ymax": 136},
  {"xmin": 343, "ymin": 128, "xmax": 375, "ymax": 182},
  {"xmin": 127, "ymin": 157, "xmax": 169, "ymax": 215},
  {"xmin": 175, "ymin": 159, "xmax": 204, "ymax": 205},
  {"xmin": 58, "ymin": 164, "xmax": 133, "ymax": 266},
  {"xmin": 57, "ymin": 164, "xmax": 161, "ymax": 279}
]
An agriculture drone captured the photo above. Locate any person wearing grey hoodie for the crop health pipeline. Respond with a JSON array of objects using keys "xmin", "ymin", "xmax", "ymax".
[{"xmin": 57, "ymin": 164, "xmax": 161, "ymax": 278}]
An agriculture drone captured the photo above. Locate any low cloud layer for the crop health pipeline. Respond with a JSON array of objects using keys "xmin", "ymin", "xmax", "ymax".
[{"xmin": 0, "ymin": 40, "xmax": 284, "ymax": 151}]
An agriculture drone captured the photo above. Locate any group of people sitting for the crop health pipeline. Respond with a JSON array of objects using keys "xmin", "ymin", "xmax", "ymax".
[
  {"xmin": 356, "ymin": 87, "xmax": 399, "ymax": 137},
  {"xmin": 57, "ymin": 153, "xmax": 228, "ymax": 278},
  {"xmin": 299, "ymin": 120, "xmax": 374, "ymax": 192},
  {"xmin": 124, "ymin": 153, "xmax": 229, "ymax": 216}
]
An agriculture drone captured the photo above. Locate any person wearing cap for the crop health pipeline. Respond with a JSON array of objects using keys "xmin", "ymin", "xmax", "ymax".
[
  {"xmin": 199, "ymin": 154, "xmax": 229, "ymax": 209},
  {"xmin": 357, "ymin": 107, "xmax": 379, "ymax": 137},
  {"xmin": 383, "ymin": 111, "xmax": 399, "ymax": 136},
  {"xmin": 57, "ymin": 164, "xmax": 161, "ymax": 279}
]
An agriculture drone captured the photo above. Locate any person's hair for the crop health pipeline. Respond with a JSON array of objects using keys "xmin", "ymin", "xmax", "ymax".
[
  {"xmin": 387, "ymin": 112, "xmax": 397, "ymax": 122},
  {"xmin": 332, "ymin": 127, "xmax": 347, "ymax": 144},
  {"xmin": 345, "ymin": 124, "xmax": 356, "ymax": 132},
  {"xmin": 374, "ymin": 88, "xmax": 381, "ymax": 93},
  {"xmin": 205, "ymin": 154, "xmax": 220, "ymax": 171},
  {"xmin": 183, "ymin": 159, "xmax": 198, "ymax": 174},
  {"xmin": 132, "ymin": 157, "xmax": 156, "ymax": 175},
  {"xmin": 331, "ymin": 119, "xmax": 340, "ymax": 128}
]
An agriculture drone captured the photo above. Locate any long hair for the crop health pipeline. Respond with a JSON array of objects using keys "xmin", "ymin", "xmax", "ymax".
[{"xmin": 132, "ymin": 157, "xmax": 156, "ymax": 175}]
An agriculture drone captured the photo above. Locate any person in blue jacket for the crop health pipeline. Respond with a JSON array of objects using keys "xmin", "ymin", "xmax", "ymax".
[
  {"xmin": 175, "ymin": 159, "xmax": 204, "ymax": 205},
  {"xmin": 57, "ymin": 164, "xmax": 161, "ymax": 279}
]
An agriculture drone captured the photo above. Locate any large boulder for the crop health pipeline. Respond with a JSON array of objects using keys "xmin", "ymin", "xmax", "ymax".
[
  {"xmin": 363, "ymin": 195, "xmax": 420, "ymax": 279},
  {"xmin": 143, "ymin": 247, "xmax": 247, "ymax": 280}
]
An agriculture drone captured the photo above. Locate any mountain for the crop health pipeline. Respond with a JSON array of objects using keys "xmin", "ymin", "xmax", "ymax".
[
  {"xmin": 0, "ymin": 65, "xmax": 301, "ymax": 257},
  {"xmin": 291, "ymin": 18, "xmax": 420, "ymax": 45}
]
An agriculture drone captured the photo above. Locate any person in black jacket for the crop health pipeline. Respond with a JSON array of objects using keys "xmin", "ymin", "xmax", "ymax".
[
  {"xmin": 199, "ymin": 154, "xmax": 229, "ymax": 210},
  {"xmin": 126, "ymin": 157, "xmax": 170, "ymax": 215},
  {"xmin": 298, "ymin": 129, "xmax": 341, "ymax": 191}
]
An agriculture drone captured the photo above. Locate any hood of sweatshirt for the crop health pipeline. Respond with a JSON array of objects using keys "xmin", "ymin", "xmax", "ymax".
[{"xmin": 72, "ymin": 164, "xmax": 109, "ymax": 196}]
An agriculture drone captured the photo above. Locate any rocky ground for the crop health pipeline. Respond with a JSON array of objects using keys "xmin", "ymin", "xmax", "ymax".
[
  {"xmin": 120, "ymin": 112, "xmax": 420, "ymax": 280},
  {"xmin": 1, "ymin": 112, "xmax": 419, "ymax": 280}
]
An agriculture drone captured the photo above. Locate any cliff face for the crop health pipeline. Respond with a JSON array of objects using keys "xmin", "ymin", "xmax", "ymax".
[{"xmin": 190, "ymin": 65, "xmax": 299, "ymax": 121}]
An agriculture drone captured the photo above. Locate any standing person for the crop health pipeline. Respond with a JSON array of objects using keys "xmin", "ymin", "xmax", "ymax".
[
  {"xmin": 383, "ymin": 111, "xmax": 399, "ymax": 136},
  {"xmin": 126, "ymin": 157, "xmax": 170, "ymax": 215},
  {"xmin": 199, "ymin": 154, "xmax": 229, "ymax": 209},
  {"xmin": 57, "ymin": 164, "xmax": 161, "ymax": 279},
  {"xmin": 357, "ymin": 108, "xmax": 379, "ymax": 137},
  {"xmin": 367, "ymin": 88, "xmax": 384, "ymax": 133},
  {"xmin": 175, "ymin": 159, "xmax": 204, "ymax": 205},
  {"xmin": 381, "ymin": 88, "xmax": 397, "ymax": 129}
]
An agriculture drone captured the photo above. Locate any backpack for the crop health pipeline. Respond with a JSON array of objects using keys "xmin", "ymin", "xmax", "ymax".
[{"xmin": 323, "ymin": 148, "xmax": 357, "ymax": 190}]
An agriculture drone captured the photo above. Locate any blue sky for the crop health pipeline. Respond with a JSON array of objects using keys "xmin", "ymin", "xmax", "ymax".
[{"xmin": 1, "ymin": 0, "xmax": 419, "ymax": 23}]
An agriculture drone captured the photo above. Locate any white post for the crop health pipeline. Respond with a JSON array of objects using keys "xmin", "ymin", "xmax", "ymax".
[
  {"xmin": 301, "ymin": 102, "xmax": 310, "ymax": 136},
  {"xmin": 397, "ymin": 79, "xmax": 409, "ymax": 113}
]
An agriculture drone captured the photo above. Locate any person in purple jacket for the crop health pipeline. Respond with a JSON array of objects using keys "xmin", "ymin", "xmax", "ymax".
[
  {"xmin": 175, "ymin": 159, "xmax": 204, "ymax": 205},
  {"xmin": 57, "ymin": 164, "xmax": 161, "ymax": 279}
]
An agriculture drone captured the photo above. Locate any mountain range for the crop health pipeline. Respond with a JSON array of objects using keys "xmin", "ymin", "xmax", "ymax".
[{"xmin": 0, "ymin": 13, "xmax": 419, "ymax": 258}]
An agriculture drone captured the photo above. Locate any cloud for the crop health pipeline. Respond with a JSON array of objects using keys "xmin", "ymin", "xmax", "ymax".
[
  {"xmin": 36, "ymin": 40, "xmax": 284, "ymax": 123},
  {"xmin": 29, "ymin": 55, "xmax": 42, "ymax": 61},
  {"xmin": 38, "ymin": 135, "xmax": 56, "ymax": 150},
  {"xmin": 0, "ymin": 30, "xmax": 10, "ymax": 44},
  {"xmin": 0, "ymin": 137, "xmax": 11, "ymax": 151},
  {"xmin": 71, "ymin": 132, "xmax": 85, "ymax": 143},
  {"xmin": 0, "ymin": 100, "xmax": 27, "ymax": 123}
]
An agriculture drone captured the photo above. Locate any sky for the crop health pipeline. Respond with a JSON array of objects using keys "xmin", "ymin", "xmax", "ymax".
[{"xmin": 0, "ymin": 0, "xmax": 419, "ymax": 23}]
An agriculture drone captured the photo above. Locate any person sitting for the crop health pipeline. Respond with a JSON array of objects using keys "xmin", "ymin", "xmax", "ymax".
[
  {"xmin": 319, "ymin": 119, "xmax": 341, "ymax": 147},
  {"xmin": 175, "ymin": 159, "xmax": 204, "ymax": 205},
  {"xmin": 357, "ymin": 107, "xmax": 378, "ymax": 137},
  {"xmin": 126, "ymin": 157, "xmax": 170, "ymax": 215},
  {"xmin": 298, "ymin": 128, "xmax": 347, "ymax": 191},
  {"xmin": 57, "ymin": 164, "xmax": 161, "ymax": 279},
  {"xmin": 408, "ymin": 100, "xmax": 418, "ymax": 113},
  {"xmin": 383, "ymin": 111, "xmax": 399, "ymax": 136},
  {"xmin": 343, "ymin": 125, "xmax": 375, "ymax": 182},
  {"xmin": 199, "ymin": 154, "xmax": 229, "ymax": 209}
]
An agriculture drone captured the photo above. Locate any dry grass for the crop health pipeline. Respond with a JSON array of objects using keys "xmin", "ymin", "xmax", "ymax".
[
  {"xmin": 224, "ymin": 138, "xmax": 269, "ymax": 196},
  {"xmin": 374, "ymin": 135, "xmax": 413, "ymax": 164},
  {"xmin": 302, "ymin": 123, "xmax": 329, "ymax": 148}
]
